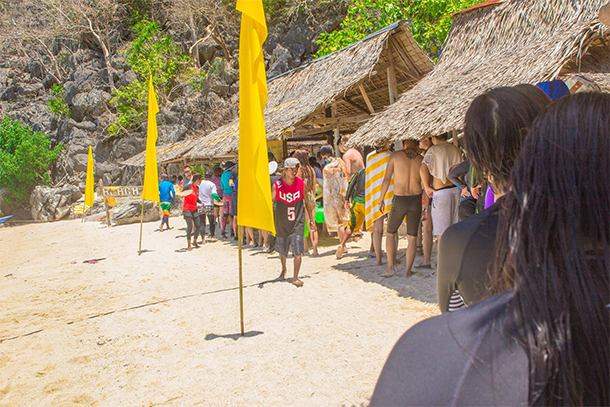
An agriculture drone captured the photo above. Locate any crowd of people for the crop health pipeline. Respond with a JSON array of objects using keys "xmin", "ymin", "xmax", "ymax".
[{"xmin": 154, "ymin": 84, "xmax": 609, "ymax": 404}]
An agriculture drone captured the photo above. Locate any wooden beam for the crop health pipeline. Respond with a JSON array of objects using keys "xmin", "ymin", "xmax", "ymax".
[
  {"xmin": 359, "ymin": 84, "xmax": 375, "ymax": 114},
  {"xmin": 332, "ymin": 103, "xmax": 340, "ymax": 157},
  {"xmin": 389, "ymin": 36, "xmax": 422, "ymax": 78},
  {"xmin": 341, "ymin": 96, "xmax": 369, "ymax": 115},
  {"xmin": 292, "ymin": 124, "xmax": 334, "ymax": 138},
  {"xmin": 387, "ymin": 49, "xmax": 399, "ymax": 105},
  {"xmin": 287, "ymin": 134, "xmax": 330, "ymax": 142},
  {"xmin": 310, "ymin": 114, "xmax": 372, "ymax": 125}
]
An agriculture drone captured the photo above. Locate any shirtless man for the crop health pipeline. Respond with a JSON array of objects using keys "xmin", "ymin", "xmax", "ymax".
[
  {"xmin": 379, "ymin": 139, "xmax": 423, "ymax": 278},
  {"xmin": 419, "ymin": 133, "xmax": 462, "ymax": 247},
  {"xmin": 338, "ymin": 135, "xmax": 364, "ymax": 180}
]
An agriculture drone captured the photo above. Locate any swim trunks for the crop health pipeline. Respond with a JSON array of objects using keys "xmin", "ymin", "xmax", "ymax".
[
  {"xmin": 348, "ymin": 199, "xmax": 365, "ymax": 232},
  {"xmin": 387, "ymin": 194, "xmax": 422, "ymax": 236},
  {"xmin": 431, "ymin": 187, "xmax": 460, "ymax": 236}
]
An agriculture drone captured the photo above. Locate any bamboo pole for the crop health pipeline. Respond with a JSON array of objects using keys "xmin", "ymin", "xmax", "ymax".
[
  {"xmin": 238, "ymin": 220, "xmax": 245, "ymax": 335},
  {"xmin": 138, "ymin": 199, "xmax": 144, "ymax": 255}
]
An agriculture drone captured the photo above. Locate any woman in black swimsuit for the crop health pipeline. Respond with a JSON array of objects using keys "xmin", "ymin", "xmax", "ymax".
[{"xmin": 371, "ymin": 92, "xmax": 609, "ymax": 406}]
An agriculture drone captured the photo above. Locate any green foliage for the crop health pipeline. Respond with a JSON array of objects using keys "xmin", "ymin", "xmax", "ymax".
[
  {"xmin": 0, "ymin": 117, "xmax": 62, "ymax": 208},
  {"xmin": 185, "ymin": 68, "xmax": 208, "ymax": 92},
  {"xmin": 109, "ymin": 20, "xmax": 191, "ymax": 137},
  {"xmin": 47, "ymin": 84, "xmax": 71, "ymax": 118},
  {"xmin": 314, "ymin": 0, "xmax": 483, "ymax": 61}
]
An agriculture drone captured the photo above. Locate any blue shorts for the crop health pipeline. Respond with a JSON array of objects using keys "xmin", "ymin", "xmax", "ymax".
[{"xmin": 275, "ymin": 234, "xmax": 304, "ymax": 257}]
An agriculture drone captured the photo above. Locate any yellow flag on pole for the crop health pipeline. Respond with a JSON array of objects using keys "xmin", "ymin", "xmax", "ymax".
[
  {"xmin": 141, "ymin": 76, "xmax": 160, "ymax": 203},
  {"xmin": 236, "ymin": 0, "xmax": 275, "ymax": 234},
  {"xmin": 84, "ymin": 145, "xmax": 95, "ymax": 207}
]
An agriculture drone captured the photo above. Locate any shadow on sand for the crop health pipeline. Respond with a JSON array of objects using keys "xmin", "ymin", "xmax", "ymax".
[{"xmin": 205, "ymin": 331, "xmax": 264, "ymax": 341}]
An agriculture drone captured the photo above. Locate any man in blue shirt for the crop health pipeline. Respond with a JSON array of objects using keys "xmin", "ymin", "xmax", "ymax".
[
  {"xmin": 220, "ymin": 161, "xmax": 236, "ymax": 238},
  {"xmin": 158, "ymin": 174, "xmax": 176, "ymax": 232}
]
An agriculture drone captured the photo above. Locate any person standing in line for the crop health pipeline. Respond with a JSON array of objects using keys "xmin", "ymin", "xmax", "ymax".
[
  {"xmin": 419, "ymin": 133, "xmax": 463, "ymax": 250},
  {"xmin": 158, "ymin": 173, "xmax": 175, "ymax": 232},
  {"xmin": 294, "ymin": 150, "xmax": 319, "ymax": 256},
  {"xmin": 364, "ymin": 142, "xmax": 394, "ymax": 265},
  {"xmin": 211, "ymin": 165, "xmax": 224, "ymax": 232},
  {"xmin": 338, "ymin": 135, "xmax": 364, "ymax": 180},
  {"xmin": 182, "ymin": 173, "xmax": 202, "ymax": 251},
  {"xmin": 182, "ymin": 165, "xmax": 193, "ymax": 190},
  {"xmin": 417, "ymin": 137, "xmax": 433, "ymax": 269},
  {"xmin": 320, "ymin": 144, "xmax": 349, "ymax": 242},
  {"xmin": 379, "ymin": 140, "xmax": 423, "ymax": 278},
  {"xmin": 436, "ymin": 85, "xmax": 550, "ymax": 313},
  {"xmin": 272, "ymin": 158, "xmax": 310, "ymax": 287},
  {"xmin": 220, "ymin": 161, "xmax": 235, "ymax": 239},
  {"xmin": 198, "ymin": 171, "xmax": 220, "ymax": 243},
  {"xmin": 447, "ymin": 159, "xmax": 481, "ymax": 221},
  {"xmin": 336, "ymin": 167, "xmax": 366, "ymax": 259}
]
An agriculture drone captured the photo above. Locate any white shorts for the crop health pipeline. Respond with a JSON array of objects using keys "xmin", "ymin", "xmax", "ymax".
[{"xmin": 431, "ymin": 187, "xmax": 460, "ymax": 236}]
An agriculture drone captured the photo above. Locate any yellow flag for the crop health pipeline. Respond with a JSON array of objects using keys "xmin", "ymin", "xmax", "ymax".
[
  {"xmin": 84, "ymin": 145, "xmax": 95, "ymax": 207},
  {"xmin": 141, "ymin": 76, "xmax": 160, "ymax": 203},
  {"xmin": 236, "ymin": 0, "xmax": 275, "ymax": 234}
]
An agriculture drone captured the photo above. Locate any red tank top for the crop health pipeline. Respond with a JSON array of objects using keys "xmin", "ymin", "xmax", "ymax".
[{"xmin": 274, "ymin": 177, "xmax": 305, "ymax": 237}]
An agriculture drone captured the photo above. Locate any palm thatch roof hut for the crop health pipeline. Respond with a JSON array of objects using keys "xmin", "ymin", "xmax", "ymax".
[
  {"xmin": 121, "ymin": 138, "xmax": 200, "ymax": 167},
  {"xmin": 349, "ymin": 0, "xmax": 610, "ymax": 146},
  {"xmin": 184, "ymin": 20, "xmax": 433, "ymax": 162}
]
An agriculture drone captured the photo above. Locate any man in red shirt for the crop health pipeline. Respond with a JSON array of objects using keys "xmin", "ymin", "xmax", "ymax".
[{"xmin": 272, "ymin": 158, "xmax": 313, "ymax": 287}]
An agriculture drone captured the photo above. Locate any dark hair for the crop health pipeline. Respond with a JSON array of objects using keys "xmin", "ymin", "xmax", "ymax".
[
  {"xmin": 433, "ymin": 132, "xmax": 449, "ymax": 141},
  {"xmin": 464, "ymin": 85, "xmax": 550, "ymax": 193},
  {"xmin": 493, "ymin": 92, "xmax": 609, "ymax": 405},
  {"xmin": 320, "ymin": 144, "xmax": 334, "ymax": 157},
  {"xmin": 309, "ymin": 156, "xmax": 320, "ymax": 168},
  {"xmin": 268, "ymin": 151, "xmax": 276, "ymax": 162},
  {"xmin": 191, "ymin": 173, "xmax": 202, "ymax": 183},
  {"xmin": 213, "ymin": 165, "xmax": 222, "ymax": 177}
]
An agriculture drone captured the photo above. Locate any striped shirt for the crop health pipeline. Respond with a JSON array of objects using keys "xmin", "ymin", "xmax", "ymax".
[{"xmin": 365, "ymin": 150, "xmax": 394, "ymax": 231}]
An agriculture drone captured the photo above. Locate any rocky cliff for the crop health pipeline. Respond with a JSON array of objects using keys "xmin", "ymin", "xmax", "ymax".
[{"xmin": 0, "ymin": 1, "xmax": 348, "ymax": 218}]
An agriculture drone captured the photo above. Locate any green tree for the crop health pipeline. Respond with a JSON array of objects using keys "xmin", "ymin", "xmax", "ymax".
[
  {"xmin": 0, "ymin": 117, "xmax": 62, "ymax": 208},
  {"xmin": 109, "ymin": 19, "xmax": 191, "ymax": 137},
  {"xmin": 314, "ymin": 0, "xmax": 483, "ymax": 61}
]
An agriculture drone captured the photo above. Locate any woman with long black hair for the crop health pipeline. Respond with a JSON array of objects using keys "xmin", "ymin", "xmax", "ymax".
[
  {"xmin": 294, "ymin": 149, "xmax": 319, "ymax": 256},
  {"xmin": 370, "ymin": 92, "xmax": 609, "ymax": 406}
]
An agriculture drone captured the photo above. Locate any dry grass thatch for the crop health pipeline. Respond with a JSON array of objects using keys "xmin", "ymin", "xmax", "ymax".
[
  {"xmin": 349, "ymin": 0, "xmax": 609, "ymax": 146},
  {"xmin": 185, "ymin": 20, "xmax": 433, "ymax": 162},
  {"xmin": 121, "ymin": 138, "xmax": 200, "ymax": 167}
]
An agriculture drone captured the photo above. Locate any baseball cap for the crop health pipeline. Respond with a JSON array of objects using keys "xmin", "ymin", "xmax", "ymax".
[
  {"xmin": 284, "ymin": 157, "xmax": 300, "ymax": 169},
  {"xmin": 160, "ymin": 173, "xmax": 168, "ymax": 179},
  {"xmin": 205, "ymin": 171, "xmax": 213, "ymax": 178}
]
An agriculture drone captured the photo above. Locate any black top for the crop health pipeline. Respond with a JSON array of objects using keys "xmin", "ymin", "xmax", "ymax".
[
  {"xmin": 346, "ymin": 168, "xmax": 366, "ymax": 201},
  {"xmin": 274, "ymin": 177, "xmax": 305, "ymax": 237},
  {"xmin": 370, "ymin": 291, "xmax": 528, "ymax": 406},
  {"xmin": 436, "ymin": 200, "xmax": 501, "ymax": 312}
]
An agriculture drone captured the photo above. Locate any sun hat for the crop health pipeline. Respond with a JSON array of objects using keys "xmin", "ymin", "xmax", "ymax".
[{"xmin": 268, "ymin": 161, "xmax": 278, "ymax": 175}]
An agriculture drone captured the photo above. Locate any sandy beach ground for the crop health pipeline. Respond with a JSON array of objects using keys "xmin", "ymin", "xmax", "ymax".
[{"xmin": 0, "ymin": 217, "xmax": 439, "ymax": 406}]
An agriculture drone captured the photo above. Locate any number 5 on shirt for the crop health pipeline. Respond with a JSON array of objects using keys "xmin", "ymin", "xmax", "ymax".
[{"xmin": 287, "ymin": 206, "xmax": 295, "ymax": 221}]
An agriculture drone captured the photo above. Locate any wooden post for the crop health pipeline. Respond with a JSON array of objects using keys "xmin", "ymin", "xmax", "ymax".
[
  {"xmin": 282, "ymin": 139, "xmax": 288, "ymax": 159},
  {"xmin": 387, "ymin": 50, "xmax": 399, "ymax": 105},
  {"xmin": 325, "ymin": 106, "xmax": 334, "ymax": 145},
  {"xmin": 359, "ymin": 84, "xmax": 375, "ymax": 114},
  {"xmin": 99, "ymin": 180, "xmax": 111, "ymax": 226},
  {"xmin": 332, "ymin": 103, "xmax": 340, "ymax": 156},
  {"xmin": 452, "ymin": 130, "xmax": 459, "ymax": 147}
]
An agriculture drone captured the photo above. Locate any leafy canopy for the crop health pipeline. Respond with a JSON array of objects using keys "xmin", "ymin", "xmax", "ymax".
[
  {"xmin": 314, "ymin": 0, "xmax": 483, "ymax": 61},
  {"xmin": 109, "ymin": 20, "xmax": 191, "ymax": 137},
  {"xmin": 0, "ymin": 117, "xmax": 62, "ymax": 208}
]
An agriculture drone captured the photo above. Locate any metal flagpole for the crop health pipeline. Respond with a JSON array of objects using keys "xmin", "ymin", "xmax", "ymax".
[
  {"xmin": 138, "ymin": 199, "xmax": 145, "ymax": 255},
  {"xmin": 238, "ymin": 220, "xmax": 245, "ymax": 335}
]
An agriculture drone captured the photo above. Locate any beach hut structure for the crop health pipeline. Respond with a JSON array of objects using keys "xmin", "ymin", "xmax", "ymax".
[
  {"xmin": 181, "ymin": 20, "xmax": 433, "ymax": 162},
  {"xmin": 349, "ymin": 0, "xmax": 610, "ymax": 147},
  {"xmin": 121, "ymin": 138, "xmax": 200, "ymax": 167}
]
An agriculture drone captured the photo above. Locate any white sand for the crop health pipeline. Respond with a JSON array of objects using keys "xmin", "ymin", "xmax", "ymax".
[{"xmin": 0, "ymin": 218, "xmax": 439, "ymax": 406}]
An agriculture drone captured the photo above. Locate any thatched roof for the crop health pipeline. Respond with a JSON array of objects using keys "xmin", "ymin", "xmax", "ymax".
[
  {"xmin": 350, "ymin": 0, "xmax": 609, "ymax": 146},
  {"xmin": 185, "ymin": 20, "xmax": 433, "ymax": 162},
  {"xmin": 122, "ymin": 138, "xmax": 199, "ymax": 167}
]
